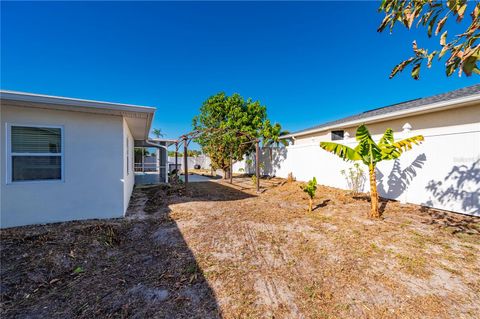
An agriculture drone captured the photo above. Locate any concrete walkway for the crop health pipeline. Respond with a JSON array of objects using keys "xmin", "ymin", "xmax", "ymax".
[{"xmin": 179, "ymin": 174, "xmax": 215, "ymax": 182}]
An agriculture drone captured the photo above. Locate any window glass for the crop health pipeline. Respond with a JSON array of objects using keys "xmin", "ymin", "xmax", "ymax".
[
  {"xmin": 12, "ymin": 156, "xmax": 61, "ymax": 181},
  {"xmin": 10, "ymin": 125, "xmax": 62, "ymax": 182},
  {"xmin": 12, "ymin": 126, "xmax": 61, "ymax": 153},
  {"xmin": 331, "ymin": 130, "xmax": 344, "ymax": 141}
]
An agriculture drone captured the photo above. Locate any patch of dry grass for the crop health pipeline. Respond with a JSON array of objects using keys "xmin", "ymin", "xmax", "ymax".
[{"xmin": 1, "ymin": 177, "xmax": 479, "ymax": 318}]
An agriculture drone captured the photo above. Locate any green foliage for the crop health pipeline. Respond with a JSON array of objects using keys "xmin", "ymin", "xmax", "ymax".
[
  {"xmin": 320, "ymin": 125, "xmax": 423, "ymax": 218},
  {"xmin": 152, "ymin": 128, "xmax": 164, "ymax": 138},
  {"xmin": 301, "ymin": 177, "xmax": 317, "ymax": 212},
  {"xmin": 340, "ymin": 163, "xmax": 365, "ymax": 195},
  {"xmin": 262, "ymin": 120, "xmax": 290, "ymax": 148},
  {"xmin": 73, "ymin": 266, "xmax": 85, "ymax": 274},
  {"xmin": 192, "ymin": 92, "xmax": 281, "ymax": 174},
  {"xmin": 301, "ymin": 177, "xmax": 317, "ymax": 200},
  {"xmin": 378, "ymin": 0, "xmax": 479, "ymax": 79},
  {"xmin": 320, "ymin": 125, "xmax": 424, "ymax": 167},
  {"xmin": 251, "ymin": 174, "xmax": 257, "ymax": 186}
]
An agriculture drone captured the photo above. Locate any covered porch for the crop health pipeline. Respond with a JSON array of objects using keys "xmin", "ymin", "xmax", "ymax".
[{"xmin": 134, "ymin": 139, "xmax": 175, "ymax": 185}]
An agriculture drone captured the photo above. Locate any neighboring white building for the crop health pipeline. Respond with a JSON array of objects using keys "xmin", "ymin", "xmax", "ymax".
[
  {"xmin": 0, "ymin": 91, "xmax": 164, "ymax": 228},
  {"xmin": 236, "ymin": 85, "xmax": 480, "ymax": 216}
]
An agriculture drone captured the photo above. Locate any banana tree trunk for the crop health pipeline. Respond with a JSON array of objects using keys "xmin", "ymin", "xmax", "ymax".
[
  {"xmin": 369, "ymin": 164, "xmax": 380, "ymax": 218},
  {"xmin": 309, "ymin": 198, "xmax": 313, "ymax": 213}
]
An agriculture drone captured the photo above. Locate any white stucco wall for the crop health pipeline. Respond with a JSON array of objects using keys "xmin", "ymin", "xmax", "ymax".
[
  {"xmin": 1, "ymin": 104, "xmax": 127, "ymax": 227},
  {"xmin": 168, "ymin": 154, "xmax": 212, "ymax": 171},
  {"xmin": 123, "ymin": 118, "xmax": 135, "ymax": 213},
  {"xmin": 235, "ymin": 104, "xmax": 480, "ymax": 216}
]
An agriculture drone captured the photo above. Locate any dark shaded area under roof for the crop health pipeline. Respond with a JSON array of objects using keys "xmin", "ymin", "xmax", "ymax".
[{"xmin": 291, "ymin": 84, "xmax": 480, "ymax": 136}]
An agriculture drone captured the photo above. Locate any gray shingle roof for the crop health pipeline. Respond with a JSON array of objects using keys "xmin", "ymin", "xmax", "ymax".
[{"xmin": 291, "ymin": 84, "xmax": 480, "ymax": 136}]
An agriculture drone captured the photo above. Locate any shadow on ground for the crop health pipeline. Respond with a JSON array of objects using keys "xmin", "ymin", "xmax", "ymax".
[
  {"xmin": 0, "ymin": 182, "xmax": 254, "ymax": 318},
  {"xmin": 419, "ymin": 206, "xmax": 480, "ymax": 235}
]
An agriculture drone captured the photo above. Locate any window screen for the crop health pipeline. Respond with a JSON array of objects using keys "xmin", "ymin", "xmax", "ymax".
[
  {"xmin": 331, "ymin": 130, "xmax": 344, "ymax": 141},
  {"xmin": 10, "ymin": 126, "xmax": 62, "ymax": 182}
]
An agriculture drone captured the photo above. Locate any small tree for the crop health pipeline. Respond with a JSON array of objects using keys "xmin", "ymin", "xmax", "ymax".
[
  {"xmin": 301, "ymin": 177, "xmax": 317, "ymax": 213},
  {"xmin": 192, "ymin": 92, "xmax": 268, "ymax": 178},
  {"xmin": 320, "ymin": 125, "xmax": 423, "ymax": 218}
]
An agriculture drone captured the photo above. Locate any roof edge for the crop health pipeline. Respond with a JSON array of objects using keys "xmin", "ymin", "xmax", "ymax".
[
  {"xmin": 0, "ymin": 90, "xmax": 156, "ymax": 113},
  {"xmin": 283, "ymin": 93, "xmax": 480, "ymax": 139}
]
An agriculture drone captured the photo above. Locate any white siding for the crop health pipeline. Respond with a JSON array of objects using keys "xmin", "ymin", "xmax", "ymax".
[{"xmin": 1, "ymin": 104, "xmax": 126, "ymax": 227}]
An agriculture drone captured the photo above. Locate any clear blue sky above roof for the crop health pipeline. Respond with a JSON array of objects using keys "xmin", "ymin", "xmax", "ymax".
[{"xmin": 1, "ymin": 2, "xmax": 476, "ymax": 149}]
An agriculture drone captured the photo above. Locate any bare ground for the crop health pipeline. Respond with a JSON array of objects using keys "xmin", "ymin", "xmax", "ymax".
[{"xmin": 1, "ymin": 177, "xmax": 479, "ymax": 318}]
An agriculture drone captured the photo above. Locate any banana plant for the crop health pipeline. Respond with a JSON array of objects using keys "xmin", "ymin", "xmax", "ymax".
[
  {"xmin": 320, "ymin": 125, "xmax": 424, "ymax": 218},
  {"xmin": 301, "ymin": 177, "xmax": 317, "ymax": 213}
]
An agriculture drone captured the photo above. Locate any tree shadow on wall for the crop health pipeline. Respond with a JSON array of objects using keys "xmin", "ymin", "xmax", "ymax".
[
  {"xmin": 376, "ymin": 154, "xmax": 427, "ymax": 212},
  {"xmin": 245, "ymin": 147, "xmax": 288, "ymax": 177},
  {"xmin": 423, "ymin": 159, "xmax": 480, "ymax": 216},
  {"xmin": 265, "ymin": 147, "xmax": 288, "ymax": 177}
]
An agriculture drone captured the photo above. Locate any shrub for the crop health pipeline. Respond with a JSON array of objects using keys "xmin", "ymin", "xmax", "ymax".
[{"xmin": 340, "ymin": 163, "xmax": 365, "ymax": 195}]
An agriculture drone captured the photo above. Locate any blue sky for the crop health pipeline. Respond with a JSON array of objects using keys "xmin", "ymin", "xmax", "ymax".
[{"xmin": 1, "ymin": 1, "xmax": 477, "ymax": 147}]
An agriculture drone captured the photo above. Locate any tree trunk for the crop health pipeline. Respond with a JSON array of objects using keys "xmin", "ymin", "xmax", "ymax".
[
  {"xmin": 369, "ymin": 164, "xmax": 380, "ymax": 218},
  {"xmin": 309, "ymin": 198, "xmax": 313, "ymax": 213},
  {"xmin": 229, "ymin": 153, "xmax": 233, "ymax": 184}
]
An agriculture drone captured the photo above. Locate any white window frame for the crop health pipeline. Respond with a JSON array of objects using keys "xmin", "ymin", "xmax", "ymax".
[{"xmin": 6, "ymin": 123, "xmax": 65, "ymax": 184}]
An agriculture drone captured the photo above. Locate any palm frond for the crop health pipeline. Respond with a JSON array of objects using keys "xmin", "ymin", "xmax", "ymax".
[
  {"xmin": 380, "ymin": 145, "xmax": 403, "ymax": 160},
  {"xmin": 355, "ymin": 124, "xmax": 382, "ymax": 159},
  {"xmin": 392, "ymin": 135, "xmax": 424, "ymax": 151},
  {"xmin": 355, "ymin": 124, "xmax": 374, "ymax": 142},
  {"xmin": 378, "ymin": 128, "xmax": 394, "ymax": 147},
  {"xmin": 320, "ymin": 142, "xmax": 362, "ymax": 161}
]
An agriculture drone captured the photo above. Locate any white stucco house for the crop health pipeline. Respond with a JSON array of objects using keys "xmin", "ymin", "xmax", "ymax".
[
  {"xmin": 0, "ymin": 91, "xmax": 169, "ymax": 228},
  {"xmin": 235, "ymin": 84, "xmax": 480, "ymax": 216}
]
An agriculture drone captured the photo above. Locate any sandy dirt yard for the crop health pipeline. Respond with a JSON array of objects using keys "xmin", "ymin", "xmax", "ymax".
[{"xmin": 1, "ymin": 177, "xmax": 479, "ymax": 318}]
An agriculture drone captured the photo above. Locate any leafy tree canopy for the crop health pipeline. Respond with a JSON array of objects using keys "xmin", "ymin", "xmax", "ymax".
[
  {"xmin": 378, "ymin": 0, "xmax": 479, "ymax": 79},
  {"xmin": 192, "ymin": 92, "xmax": 283, "ymax": 173}
]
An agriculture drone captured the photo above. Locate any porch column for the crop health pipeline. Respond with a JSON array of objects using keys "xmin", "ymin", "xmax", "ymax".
[{"xmin": 175, "ymin": 142, "xmax": 178, "ymax": 174}]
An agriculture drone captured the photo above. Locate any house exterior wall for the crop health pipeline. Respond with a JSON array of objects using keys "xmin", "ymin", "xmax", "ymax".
[
  {"xmin": 123, "ymin": 118, "xmax": 135, "ymax": 213},
  {"xmin": 1, "ymin": 104, "xmax": 126, "ymax": 228},
  {"xmin": 235, "ymin": 104, "xmax": 480, "ymax": 216}
]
